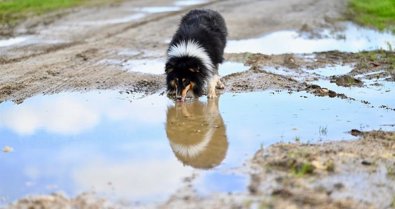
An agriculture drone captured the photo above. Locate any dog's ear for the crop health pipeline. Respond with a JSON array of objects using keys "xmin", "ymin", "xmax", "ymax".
[
  {"xmin": 165, "ymin": 62, "xmax": 174, "ymax": 74},
  {"xmin": 165, "ymin": 67, "xmax": 173, "ymax": 74}
]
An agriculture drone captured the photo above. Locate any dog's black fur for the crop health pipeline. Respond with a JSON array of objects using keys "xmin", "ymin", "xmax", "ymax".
[{"xmin": 165, "ymin": 9, "xmax": 227, "ymax": 101}]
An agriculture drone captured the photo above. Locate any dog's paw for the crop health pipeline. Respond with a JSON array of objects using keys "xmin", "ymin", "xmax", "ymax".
[
  {"xmin": 216, "ymin": 81, "xmax": 225, "ymax": 89},
  {"xmin": 207, "ymin": 92, "xmax": 217, "ymax": 99}
]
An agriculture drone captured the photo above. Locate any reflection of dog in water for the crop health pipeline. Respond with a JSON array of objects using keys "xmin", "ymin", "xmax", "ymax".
[{"xmin": 165, "ymin": 98, "xmax": 228, "ymax": 169}]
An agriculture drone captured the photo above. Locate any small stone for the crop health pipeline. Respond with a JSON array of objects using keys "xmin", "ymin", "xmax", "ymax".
[
  {"xmin": 350, "ymin": 129, "xmax": 363, "ymax": 136},
  {"xmin": 3, "ymin": 146, "xmax": 13, "ymax": 153},
  {"xmin": 334, "ymin": 182, "xmax": 344, "ymax": 190},
  {"xmin": 328, "ymin": 90, "xmax": 337, "ymax": 98}
]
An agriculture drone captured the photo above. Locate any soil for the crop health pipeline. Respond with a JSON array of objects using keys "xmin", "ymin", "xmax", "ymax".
[
  {"xmin": 248, "ymin": 131, "xmax": 395, "ymax": 209},
  {"xmin": 0, "ymin": 0, "xmax": 349, "ymax": 103},
  {"xmin": 1, "ymin": 0, "xmax": 395, "ymax": 208}
]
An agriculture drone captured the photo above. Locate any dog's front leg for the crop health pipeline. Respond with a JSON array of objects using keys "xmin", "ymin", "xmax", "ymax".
[
  {"xmin": 216, "ymin": 79, "xmax": 225, "ymax": 89},
  {"xmin": 207, "ymin": 75, "xmax": 220, "ymax": 98}
]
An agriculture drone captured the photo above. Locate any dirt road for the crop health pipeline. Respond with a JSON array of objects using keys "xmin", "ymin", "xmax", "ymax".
[{"xmin": 0, "ymin": 0, "xmax": 347, "ymax": 103}]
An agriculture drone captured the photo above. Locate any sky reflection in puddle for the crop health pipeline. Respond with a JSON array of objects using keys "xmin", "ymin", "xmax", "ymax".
[
  {"xmin": 313, "ymin": 78, "xmax": 395, "ymax": 109},
  {"xmin": 101, "ymin": 59, "xmax": 248, "ymax": 76},
  {"xmin": 79, "ymin": 13, "xmax": 146, "ymax": 25},
  {"xmin": 0, "ymin": 36, "xmax": 32, "ymax": 48},
  {"xmin": 226, "ymin": 23, "xmax": 395, "ymax": 54},
  {"xmin": 132, "ymin": 6, "xmax": 180, "ymax": 13},
  {"xmin": 263, "ymin": 64, "xmax": 395, "ymax": 111},
  {"xmin": 131, "ymin": 0, "xmax": 208, "ymax": 13},
  {"xmin": 1, "ymin": 87, "xmax": 394, "ymax": 205},
  {"xmin": 174, "ymin": 0, "xmax": 209, "ymax": 6},
  {"xmin": 220, "ymin": 62, "xmax": 250, "ymax": 76},
  {"xmin": 309, "ymin": 65, "xmax": 354, "ymax": 77}
]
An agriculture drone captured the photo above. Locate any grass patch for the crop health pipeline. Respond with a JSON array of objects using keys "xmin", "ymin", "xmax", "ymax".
[
  {"xmin": 331, "ymin": 75, "xmax": 363, "ymax": 87},
  {"xmin": 348, "ymin": 0, "xmax": 395, "ymax": 33},
  {"xmin": 0, "ymin": 0, "xmax": 121, "ymax": 34},
  {"xmin": 292, "ymin": 162, "xmax": 315, "ymax": 177},
  {"xmin": 0, "ymin": 0, "xmax": 84, "ymax": 26},
  {"xmin": 387, "ymin": 166, "xmax": 395, "ymax": 179},
  {"xmin": 356, "ymin": 50, "xmax": 395, "ymax": 71}
]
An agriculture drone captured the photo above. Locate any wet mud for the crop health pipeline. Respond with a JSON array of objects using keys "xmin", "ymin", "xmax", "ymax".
[
  {"xmin": 1, "ymin": 0, "xmax": 395, "ymax": 208},
  {"xmin": 247, "ymin": 131, "xmax": 395, "ymax": 209}
]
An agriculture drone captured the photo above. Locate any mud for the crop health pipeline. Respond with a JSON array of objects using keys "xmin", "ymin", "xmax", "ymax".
[
  {"xmin": 6, "ymin": 193, "xmax": 118, "ymax": 209},
  {"xmin": 247, "ymin": 131, "xmax": 395, "ymax": 209},
  {"xmin": 0, "ymin": 0, "xmax": 349, "ymax": 103},
  {"xmin": 1, "ymin": 0, "xmax": 395, "ymax": 208},
  {"xmin": 330, "ymin": 75, "xmax": 363, "ymax": 87}
]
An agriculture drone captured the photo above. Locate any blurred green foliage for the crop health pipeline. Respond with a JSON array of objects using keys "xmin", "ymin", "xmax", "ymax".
[
  {"xmin": 349, "ymin": 0, "xmax": 395, "ymax": 33},
  {"xmin": 0, "ymin": 0, "xmax": 84, "ymax": 25}
]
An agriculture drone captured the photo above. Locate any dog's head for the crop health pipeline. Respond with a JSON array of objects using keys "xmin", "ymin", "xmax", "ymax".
[{"xmin": 165, "ymin": 57, "xmax": 207, "ymax": 102}]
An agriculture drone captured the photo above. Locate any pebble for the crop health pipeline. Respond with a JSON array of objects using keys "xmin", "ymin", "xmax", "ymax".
[{"xmin": 3, "ymin": 146, "xmax": 13, "ymax": 153}]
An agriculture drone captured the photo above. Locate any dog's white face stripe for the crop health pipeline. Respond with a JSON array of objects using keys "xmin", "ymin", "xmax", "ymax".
[{"xmin": 167, "ymin": 40, "xmax": 214, "ymax": 74}]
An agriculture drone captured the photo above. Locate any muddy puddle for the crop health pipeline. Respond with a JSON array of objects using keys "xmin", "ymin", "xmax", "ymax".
[
  {"xmin": 1, "ymin": 82, "xmax": 394, "ymax": 206},
  {"xmin": 0, "ymin": 36, "xmax": 33, "ymax": 48},
  {"xmin": 100, "ymin": 58, "xmax": 248, "ymax": 76},
  {"xmin": 0, "ymin": 35, "xmax": 64, "ymax": 49},
  {"xmin": 226, "ymin": 22, "xmax": 395, "ymax": 54},
  {"xmin": 1, "ymin": 1, "xmax": 395, "ymax": 207}
]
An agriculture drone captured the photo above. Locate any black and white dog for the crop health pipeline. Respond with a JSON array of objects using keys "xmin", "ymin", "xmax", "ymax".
[{"xmin": 165, "ymin": 9, "xmax": 227, "ymax": 102}]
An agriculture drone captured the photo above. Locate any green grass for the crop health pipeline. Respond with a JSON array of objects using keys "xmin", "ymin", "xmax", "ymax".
[
  {"xmin": 0, "ymin": 0, "xmax": 121, "ymax": 30},
  {"xmin": 0, "ymin": 0, "xmax": 86, "ymax": 26},
  {"xmin": 356, "ymin": 50, "xmax": 395, "ymax": 71},
  {"xmin": 348, "ymin": 0, "xmax": 395, "ymax": 33},
  {"xmin": 292, "ymin": 162, "xmax": 315, "ymax": 177}
]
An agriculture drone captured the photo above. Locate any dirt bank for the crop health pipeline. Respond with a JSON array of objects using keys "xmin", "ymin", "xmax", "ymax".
[{"xmin": 247, "ymin": 131, "xmax": 395, "ymax": 209}]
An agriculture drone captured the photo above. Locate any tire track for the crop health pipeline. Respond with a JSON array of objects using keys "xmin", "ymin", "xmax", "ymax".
[{"xmin": 0, "ymin": 0, "xmax": 222, "ymax": 65}]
